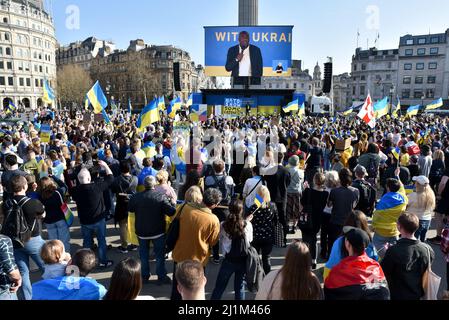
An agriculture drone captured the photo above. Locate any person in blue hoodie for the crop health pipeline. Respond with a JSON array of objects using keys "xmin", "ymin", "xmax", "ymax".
[{"xmin": 32, "ymin": 249, "xmax": 106, "ymax": 300}]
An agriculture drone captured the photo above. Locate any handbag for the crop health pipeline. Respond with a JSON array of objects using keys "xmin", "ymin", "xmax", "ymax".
[
  {"xmin": 165, "ymin": 203, "xmax": 187, "ymax": 254},
  {"xmin": 422, "ymin": 244, "xmax": 441, "ymax": 300},
  {"xmin": 298, "ymin": 189, "xmax": 313, "ymax": 231}
]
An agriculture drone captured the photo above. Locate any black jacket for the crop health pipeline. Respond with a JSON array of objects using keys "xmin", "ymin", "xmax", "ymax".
[
  {"xmin": 71, "ymin": 174, "xmax": 114, "ymax": 225},
  {"xmin": 381, "ymin": 239, "xmax": 435, "ymax": 300},
  {"xmin": 128, "ymin": 190, "xmax": 176, "ymax": 238},
  {"xmin": 225, "ymin": 45, "xmax": 263, "ymax": 78},
  {"xmin": 264, "ymin": 165, "xmax": 291, "ymax": 203}
]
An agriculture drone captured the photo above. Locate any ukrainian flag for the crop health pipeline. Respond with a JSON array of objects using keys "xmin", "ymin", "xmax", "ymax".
[
  {"xmin": 84, "ymin": 96, "xmax": 90, "ymax": 111},
  {"xmin": 43, "ymin": 79, "xmax": 56, "ymax": 105},
  {"xmin": 374, "ymin": 97, "xmax": 389, "ymax": 119},
  {"xmin": 391, "ymin": 147, "xmax": 400, "ymax": 160},
  {"xmin": 340, "ymin": 106, "xmax": 354, "ymax": 116},
  {"xmin": 406, "ymin": 105, "xmax": 421, "ymax": 117},
  {"xmin": 142, "ymin": 141, "xmax": 156, "ymax": 158},
  {"xmin": 298, "ymin": 102, "xmax": 306, "ymax": 118},
  {"xmin": 186, "ymin": 94, "xmax": 193, "ymax": 108},
  {"xmin": 87, "ymin": 81, "xmax": 108, "ymax": 114},
  {"xmin": 128, "ymin": 98, "xmax": 133, "ymax": 114},
  {"xmin": 392, "ymin": 97, "xmax": 401, "ymax": 118},
  {"xmin": 425, "ymin": 98, "xmax": 443, "ymax": 111},
  {"xmin": 283, "ymin": 99, "xmax": 299, "ymax": 113},
  {"xmin": 168, "ymin": 97, "xmax": 182, "ymax": 118},
  {"xmin": 6, "ymin": 100, "xmax": 16, "ymax": 114},
  {"xmin": 254, "ymin": 194, "xmax": 264, "ymax": 208},
  {"xmin": 137, "ymin": 99, "xmax": 159, "ymax": 130},
  {"xmin": 102, "ymin": 109, "xmax": 111, "ymax": 125},
  {"xmin": 158, "ymin": 96, "xmax": 166, "ymax": 111}
]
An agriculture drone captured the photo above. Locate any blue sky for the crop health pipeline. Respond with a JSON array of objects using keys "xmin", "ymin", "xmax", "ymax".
[{"xmin": 49, "ymin": 0, "xmax": 449, "ymax": 74}]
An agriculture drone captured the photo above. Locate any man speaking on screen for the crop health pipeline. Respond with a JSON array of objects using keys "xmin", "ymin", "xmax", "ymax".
[{"xmin": 225, "ymin": 31, "xmax": 263, "ymax": 78}]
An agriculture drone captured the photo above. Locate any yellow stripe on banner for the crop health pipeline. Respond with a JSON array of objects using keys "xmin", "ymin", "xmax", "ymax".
[
  {"xmin": 87, "ymin": 90, "xmax": 104, "ymax": 114},
  {"xmin": 258, "ymin": 106, "xmax": 280, "ymax": 115},
  {"xmin": 204, "ymin": 66, "xmax": 292, "ymax": 77}
]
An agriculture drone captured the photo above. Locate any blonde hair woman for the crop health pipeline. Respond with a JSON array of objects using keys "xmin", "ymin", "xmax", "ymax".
[
  {"xmin": 248, "ymin": 185, "xmax": 277, "ymax": 274},
  {"xmin": 406, "ymin": 176, "xmax": 436, "ymax": 241},
  {"xmin": 184, "ymin": 186, "xmax": 203, "ymax": 205},
  {"xmin": 154, "ymin": 170, "xmax": 177, "ymax": 204},
  {"xmin": 321, "ymin": 171, "xmax": 340, "ymax": 259}
]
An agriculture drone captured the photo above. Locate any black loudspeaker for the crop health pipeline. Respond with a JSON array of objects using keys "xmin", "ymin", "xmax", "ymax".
[
  {"xmin": 323, "ymin": 62, "xmax": 333, "ymax": 94},
  {"xmin": 173, "ymin": 62, "xmax": 181, "ymax": 92}
]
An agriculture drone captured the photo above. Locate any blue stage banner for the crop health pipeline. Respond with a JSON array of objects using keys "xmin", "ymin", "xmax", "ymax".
[{"xmin": 204, "ymin": 25, "xmax": 294, "ymax": 77}]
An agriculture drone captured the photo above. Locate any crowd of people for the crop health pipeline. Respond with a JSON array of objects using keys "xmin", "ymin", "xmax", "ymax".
[{"xmin": 0, "ymin": 106, "xmax": 449, "ymax": 301}]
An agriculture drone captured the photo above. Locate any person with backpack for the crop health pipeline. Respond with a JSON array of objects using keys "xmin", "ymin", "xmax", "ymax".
[
  {"xmin": 2, "ymin": 175, "xmax": 45, "ymax": 300},
  {"xmin": 211, "ymin": 199, "xmax": 253, "ymax": 300},
  {"xmin": 204, "ymin": 160, "xmax": 235, "ymax": 264},
  {"xmin": 1, "ymin": 154, "xmax": 28, "ymax": 205},
  {"xmin": 352, "ymin": 165, "xmax": 377, "ymax": 217},
  {"xmin": 358, "ymin": 143, "xmax": 381, "ymax": 186}
]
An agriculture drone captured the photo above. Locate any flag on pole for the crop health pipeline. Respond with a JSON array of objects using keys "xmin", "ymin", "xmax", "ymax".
[
  {"xmin": 5, "ymin": 100, "xmax": 16, "ymax": 115},
  {"xmin": 84, "ymin": 96, "xmax": 89, "ymax": 111},
  {"xmin": 158, "ymin": 96, "xmax": 165, "ymax": 111},
  {"xmin": 340, "ymin": 106, "xmax": 354, "ymax": 116},
  {"xmin": 406, "ymin": 105, "xmax": 421, "ymax": 117},
  {"xmin": 254, "ymin": 194, "xmax": 264, "ymax": 208},
  {"xmin": 357, "ymin": 93, "xmax": 376, "ymax": 128},
  {"xmin": 392, "ymin": 96, "xmax": 401, "ymax": 118},
  {"xmin": 87, "ymin": 81, "xmax": 108, "ymax": 114},
  {"xmin": 391, "ymin": 147, "xmax": 401, "ymax": 160},
  {"xmin": 167, "ymin": 97, "xmax": 182, "ymax": 118},
  {"xmin": 128, "ymin": 98, "xmax": 133, "ymax": 114},
  {"xmin": 298, "ymin": 102, "xmax": 306, "ymax": 118},
  {"xmin": 373, "ymin": 97, "xmax": 389, "ymax": 119},
  {"xmin": 43, "ymin": 79, "xmax": 56, "ymax": 105},
  {"xmin": 137, "ymin": 99, "xmax": 159, "ymax": 130},
  {"xmin": 425, "ymin": 98, "xmax": 443, "ymax": 111},
  {"xmin": 283, "ymin": 99, "xmax": 299, "ymax": 113}
]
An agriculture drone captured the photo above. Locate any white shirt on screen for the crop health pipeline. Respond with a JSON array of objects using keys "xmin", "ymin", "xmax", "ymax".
[{"xmin": 239, "ymin": 45, "xmax": 252, "ymax": 77}]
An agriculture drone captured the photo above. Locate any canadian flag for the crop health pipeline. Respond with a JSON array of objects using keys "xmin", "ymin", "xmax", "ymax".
[{"xmin": 358, "ymin": 94, "xmax": 376, "ymax": 128}]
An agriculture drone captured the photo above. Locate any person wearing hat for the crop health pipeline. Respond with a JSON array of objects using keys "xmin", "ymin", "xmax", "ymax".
[
  {"xmin": 352, "ymin": 165, "xmax": 377, "ymax": 217},
  {"xmin": 324, "ymin": 227, "xmax": 390, "ymax": 300},
  {"xmin": 405, "ymin": 176, "xmax": 436, "ymax": 242},
  {"xmin": 286, "ymin": 155, "xmax": 304, "ymax": 234},
  {"xmin": 381, "ymin": 213, "xmax": 435, "ymax": 300}
]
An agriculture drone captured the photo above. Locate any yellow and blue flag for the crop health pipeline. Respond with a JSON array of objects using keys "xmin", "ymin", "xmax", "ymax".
[
  {"xmin": 283, "ymin": 99, "xmax": 299, "ymax": 113},
  {"xmin": 374, "ymin": 97, "xmax": 389, "ymax": 119},
  {"xmin": 340, "ymin": 106, "xmax": 354, "ymax": 116},
  {"xmin": 186, "ymin": 94, "xmax": 193, "ymax": 108},
  {"xmin": 137, "ymin": 99, "xmax": 159, "ymax": 130},
  {"xmin": 406, "ymin": 105, "xmax": 421, "ymax": 117},
  {"xmin": 43, "ymin": 79, "xmax": 56, "ymax": 105},
  {"xmin": 128, "ymin": 98, "xmax": 133, "ymax": 114},
  {"xmin": 392, "ymin": 97, "xmax": 401, "ymax": 118},
  {"xmin": 168, "ymin": 97, "xmax": 182, "ymax": 118},
  {"xmin": 87, "ymin": 81, "xmax": 108, "ymax": 114},
  {"xmin": 298, "ymin": 102, "xmax": 306, "ymax": 118},
  {"xmin": 254, "ymin": 194, "xmax": 264, "ymax": 208},
  {"xmin": 425, "ymin": 98, "xmax": 443, "ymax": 111},
  {"xmin": 190, "ymin": 104, "xmax": 208, "ymax": 122},
  {"xmin": 5, "ymin": 100, "xmax": 16, "ymax": 114},
  {"xmin": 158, "ymin": 96, "xmax": 166, "ymax": 111},
  {"xmin": 84, "ymin": 96, "xmax": 90, "ymax": 111},
  {"xmin": 372, "ymin": 188, "xmax": 408, "ymax": 238},
  {"xmin": 391, "ymin": 147, "xmax": 401, "ymax": 160}
]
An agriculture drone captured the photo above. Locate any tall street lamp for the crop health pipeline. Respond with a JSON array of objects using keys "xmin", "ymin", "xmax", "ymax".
[{"xmin": 389, "ymin": 85, "xmax": 395, "ymax": 116}]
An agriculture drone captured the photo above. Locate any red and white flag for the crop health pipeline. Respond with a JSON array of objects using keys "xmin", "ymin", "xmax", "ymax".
[{"xmin": 358, "ymin": 94, "xmax": 376, "ymax": 128}]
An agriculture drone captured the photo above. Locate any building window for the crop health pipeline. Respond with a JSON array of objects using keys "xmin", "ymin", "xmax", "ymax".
[
  {"xmin": 405, "ymin": 49, "xmax": 413, "ymax": 56},
  {"xmin": 268, "ymin": 83, "xmax": 272, "ymax": 89},
  {"xmin": 35, "ymin": 79, "xmax": 39, "ymax": 87},
  {"xmin": 430, "ymin": 47, "xmax": 439, "ymax": 55},
  {"xmin": 301, "ymin": 83, "xmax": 305, "ymax": 89},
  {"xmin": 39, "ymin": 66, "xmax": 42, "ymax": 73},
  {"xmin": 428, "ymin": 76, "xmax": 436, "ymax": 84},
  {"xmin": 0, "ymin": 77, "xmax": 4, "ymax": 86},
  {"xmin": 388, "ymin": 62, "xmax": 392, "ymax": 69},
  {"xmin": 5, "ymin": 47, "xmax": 11, "ymax": 55},
  {"xmin": 8, "ymin": 77, "xmax": 13, "ymax": 86},
  {"xmin": 19, "ymin": 78, "xmax": 24, "ymax": 86},
  {"xmin": 403, "ymin": 76, "xmax": 411, "ymax": 84},
  {"xmin": 6, "ymin": 61, "xmax": 12, "ymax": 70},
  {"xmin": 361, "ymin": 75, "xmax": 366, "ymax": 81},
  {"xmin": 402, "ymin": 90, "xmax": 410, "ymax": 99},
  {"xmin": 40, "ymin": 79, "xmax": 43, "ymax": 87},
  {"xmin": 406, "ymin": 39, "xmax": 414, "ymax": 45},
  {"xmin": 286, "ymin": 84, "xmax": 289, "ymax": 89},
  {"xmin": 415, "ymin": 76, "xmax": 423, "ymax": 84},
  {"xmin": 416, "ymin": 63, "xmax": 424, "ymax": 70},
  {"xmin": 418, "ymin": 38, "xmax": 426, "ymax": 45},
  {"xmin": 429, "ymin": 62, "xmax": 437, "ymax": 69},
  {"xmin": 353, "ymin": 64, "xmax": 357, "ymax": 71},
  {"xmin": 417, "ymin": 48, "xmax": 426, "ymax": 55},
  {"xmin": 386, "ymin": 74, "xmax": 391, "ymax": 80},
  {"xmin": 2, "ymin": 18, "xmax": 7, "ymax": 23},
  {"xmin": 431, "ymin": 36, "xmax": 439, "ymax": 44},
  {"xmin": 361, "ymin": 64, "xmax": 366, "ymax": 71},
  {"xmin": 360, "ymin": 86, "xmax": 365, "ymax": 96},
  {"xmin": 26, "ymin": 78, "xmax": 30, "ymax": 87},
  {"xmin": 404, "ymin": 63, "xmax": 412, "ymax": 70},
  {"xmin": 426, "ymin": 89, "xmax": 435, "ymax": 99},
  {"xmin": 414, "ymin": 90, "xmax": 424, "ymax": 99},
  {"xmin": 293, "ymin": 83, "xmax": 297, "ymax": 89},
  {"xmin": 0, "ymin": 61, "xmax": 3, "ymax": 69}
]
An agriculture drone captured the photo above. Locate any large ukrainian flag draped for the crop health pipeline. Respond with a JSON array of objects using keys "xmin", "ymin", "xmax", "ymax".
[
  {"xmin": 87, "ymin": 81, "xmax": 108, "ymax": 115},
  {"xmin": 372, "ymin": 185, "xmax": 408, "ymax": 238},
  {"xmin": 373, "ymin": 97, "xmax": 389, "ymax": 119},
  {"xmin": 425, "ymin": 98, "xmax": 443, "ymax": 111},
  {"xmin": 167, "ymin": 97, "xmax": 182, "ymax": 118},
  {"xmin": 137, "ymin": 99, "xmax": 159, "ymax": 130},
  {"xmin": 283, "ymin": 99, "xmax": 299, "ymax": 113},
  {"xmin": 43, "ymin": 79, "xmax": 56, "ymax": 105}
]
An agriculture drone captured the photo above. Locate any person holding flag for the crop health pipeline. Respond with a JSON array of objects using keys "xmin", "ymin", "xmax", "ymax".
[
  {"xmin": 358, "ymin": 93, "xmax": 376, "ymax": 128},
  {"xmin": 283, "ymin": 99, "xmax": 299, "ymax": 114},
  {"xmin": 373, "ymin": 97, "xmax": 389, "ymax": 119},
  {"xmin": 406, "ymin": 105, "xmax": 421, "ymax": 118},
  {"xmin": 43, "ymin": 79, "xmax": 56, "ymax": 107},
  {"xmin": 5, "ymin": 99, "xmax": 17, "ymax": 116},
  {"xmin": 86, "ymin": 80, "xmax": 110, "ymax": 124},
  {"xmin": 392, "ymin": 96, "xmax": 401, "ymax": 118},
  {"xmin": 167, "ymin": 96, "xmax": 182, "ymax": 119},
  {"xmin": 136, "ymin": 99, "xmax": 159, "ymax": 131},
  {"xmin": 425, "ymin": 98, "xmax": 444, "ymax": 111},
  {"xmin": 298, "ymin": 102, "xmax": 306, "ymax": 119}
]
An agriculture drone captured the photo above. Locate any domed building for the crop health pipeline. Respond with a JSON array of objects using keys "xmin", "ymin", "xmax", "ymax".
[{"xmin": 0, "ymin": 0, "xmax": 57, "ymax": 111}]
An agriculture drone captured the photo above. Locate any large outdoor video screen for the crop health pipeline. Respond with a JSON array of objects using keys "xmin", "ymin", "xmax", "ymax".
[{"xmin": 204, "ymin": 26, "xmax": 293, "ymax": 77}]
